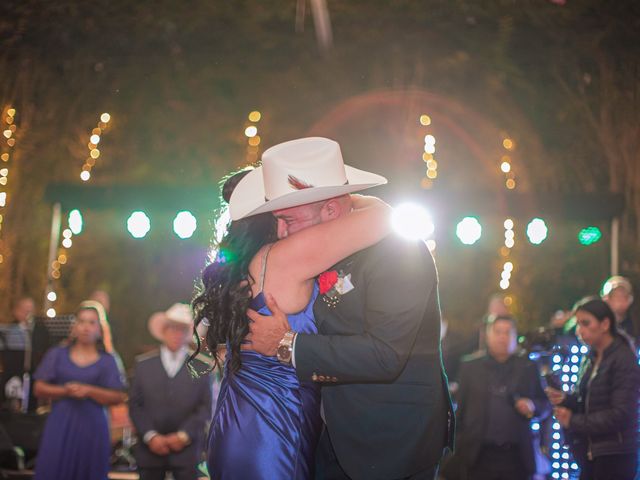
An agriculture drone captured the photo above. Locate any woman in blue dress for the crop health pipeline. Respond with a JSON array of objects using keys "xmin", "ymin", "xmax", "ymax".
[
  {"xmin": 192, "ymin": 169, "xmax": 391, "ymax": 479},
  {"xmin": 33, "ymin": 301, "xmax": 127, "ymax": 480}
]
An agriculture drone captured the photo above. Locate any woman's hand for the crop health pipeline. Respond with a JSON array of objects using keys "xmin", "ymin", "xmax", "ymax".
[
  {"xmin": 66, "ymin": 382, "xmax": 91, "ymax": 399},
  {"xmin": 545, "ymin": 387, "xmax": 566, "ymax": 405},
  {"xmin": 554, "ymin": 406, "xmax": 572, "ymax": 428}
]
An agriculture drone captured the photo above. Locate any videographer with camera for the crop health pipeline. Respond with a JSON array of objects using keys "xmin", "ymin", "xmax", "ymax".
[
  {"xmin": 442, "ymin": 315, "xmax": 550, "ymax": 480},
  {"xmin": 545, "ymin": 297, "xmax": 640, "ymax": 480}
]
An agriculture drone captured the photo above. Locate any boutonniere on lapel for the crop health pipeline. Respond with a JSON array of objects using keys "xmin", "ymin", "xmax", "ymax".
[{"xmin": 318, "ymin": 269, "xmax": 355, "ymax": 307}]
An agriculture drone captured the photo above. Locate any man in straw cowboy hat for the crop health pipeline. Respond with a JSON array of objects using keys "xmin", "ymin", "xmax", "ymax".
[
  {"xmin": 233, "ymin": 137, "xmax": 454, "ymax": 480},
  {"xmin": 129, "ymin": 303, "xmax": 212, "ymax": 480}
]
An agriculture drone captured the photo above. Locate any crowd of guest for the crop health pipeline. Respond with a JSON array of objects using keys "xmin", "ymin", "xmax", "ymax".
[
  {"xmin": 1, "ymin": 273, "xmax": 638, "ymax": 480},
  {"xmin": 440, "ymin": 275, "xmax": 640, "ymax": 480},
  {"xmin": 0, "ymin": 293, "xmax": 214, "ymax": 480}
]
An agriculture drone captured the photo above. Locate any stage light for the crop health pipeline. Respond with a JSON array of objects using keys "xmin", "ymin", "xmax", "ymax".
[
  {"xmin": 578, "ymin": 226, "xmax": 601, "ymax": 245},
  {"xmin": 62, "ymin": 238, "xmax": 72, "ymax": 248},
  {"xmin": 80, "ymin": 171, "xmax": 91, "ymax": 181},
  {"xmin": 100, "ymin": 113, "xmax": 111, "ymax": 123},
  {"xmin": 127, "ymin": 211, "xmax": 151, "ymax": 238},
  {"xmin": 63, "ymin": 229, "xmax": 73, "ymax": 239},
  {"xmin": 526, "ymin": 218, "xmax": 548, "ymax": 245},
  {"xmin": 68, "ymin": 209, "xmax": 83, "ymax": 235},
  {"xmin": 391, "ymin": 203, "xmax": 434, "ymax": 240},
  {"xmin": 173, "ymin": 211, "xmax": 197, "ymax": 239},
  {"xmin": 46, "ymin": 308, "xmax": 56, "ymax": 318},
  {"xmin": 90, "ymin": 134, "xmax": 100, "ymax": 144},
  {"xmin": 47, "ymin": 291, "xmax": 57, "ymax": 302},
  {"xmin": 244, "ymin": 126, "xmax": 258, "ymax": 138},
  {"xmin": 455, "ymin": 217, "xmax": 482, "ymax": 245}
]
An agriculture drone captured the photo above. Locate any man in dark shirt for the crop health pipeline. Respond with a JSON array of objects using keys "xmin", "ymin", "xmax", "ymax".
[{"xmin": 444, "ymin": 315, "xmax": 550, "ymax": 480}]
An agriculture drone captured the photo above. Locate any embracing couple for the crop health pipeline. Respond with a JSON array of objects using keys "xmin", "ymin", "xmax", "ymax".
[{"xmin": 193, "ymin": 137, "xmax": 454, "ymax": 480}]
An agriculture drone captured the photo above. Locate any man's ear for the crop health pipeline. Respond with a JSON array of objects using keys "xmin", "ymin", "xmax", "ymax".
[{"xmin": 320, "ymin": 197, "xmax": 347, "ymax": 222}]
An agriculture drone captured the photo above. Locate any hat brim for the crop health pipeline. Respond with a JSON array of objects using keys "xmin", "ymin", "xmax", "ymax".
[
  {"xmin": 148, "ymin": 312, "xmax": 167, "ymax": 342},
  {"xmin": 148, "ymin": 313, "xmax": 192, "ymax": 342},
  {"xmin": 229, "ymin": 165, "xmax": 387, "ymax": 220}
]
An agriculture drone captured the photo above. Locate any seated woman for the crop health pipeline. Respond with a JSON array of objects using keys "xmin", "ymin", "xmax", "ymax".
[{"xmin": 33, "ymin": 301, "xmax": 127, "ymax": 480}]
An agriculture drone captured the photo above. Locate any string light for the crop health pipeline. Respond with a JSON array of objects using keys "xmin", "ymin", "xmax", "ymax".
[
  {"xmin": 80, "ymin": 113, "xmax": 111, "ymax": 181},
  {"xmin": 48, "ymin": 209, "xmax": 84, "ymax": 306},
  {"xmin": 500, "ymin": 133, "xmax": 517, "ymax": 189},
  {"xmin": 419, "ymin": 114, "xmax": 438, "ymax": 188},
  {"xmin": 0, "ymin": 106, "xmax": 17, "ymax": 250},
  {"xmin": 245, "ymin": 110, "xmax": 262, "ymax": 164},
  {"xmin": 498, "ymin": 218, "xmax": 516, "ymax": 290},
  {"xmin": 550, "ymin": 346, "xmax": 583, "ymax": 478}
]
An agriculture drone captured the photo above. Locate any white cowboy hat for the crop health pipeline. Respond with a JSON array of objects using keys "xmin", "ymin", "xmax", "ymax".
[
  {"xmin": 229, "ymin": 137, "xmax": 387, "ymax": 220},
  {"xmin": 148, "ymin": 303, "xmax": 193, "ymax": 342}
]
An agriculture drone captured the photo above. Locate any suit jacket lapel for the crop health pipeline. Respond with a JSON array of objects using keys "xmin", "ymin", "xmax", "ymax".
[{"xmin": 314, "ymin": 254, "xmax": 358, "ymax": 328}]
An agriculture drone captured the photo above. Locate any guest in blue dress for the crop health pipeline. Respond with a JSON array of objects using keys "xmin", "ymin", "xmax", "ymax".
[
  {"xmin": 191, "ymin": 169, "xmax": 392, "ymax": 479},
  {"xmin": 33, "ymin": 301, "xmax": 127, "ymax": 480}
]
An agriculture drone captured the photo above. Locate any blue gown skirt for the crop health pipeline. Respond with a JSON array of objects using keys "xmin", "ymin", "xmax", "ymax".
[{"xmin": 207, "ymin": 288, "xmax": 322, "ymax": 480}]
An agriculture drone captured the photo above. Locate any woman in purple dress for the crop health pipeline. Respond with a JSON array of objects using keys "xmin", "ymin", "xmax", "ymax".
[{"xmin": 33, "ymin": 301, "xmax": 126, "ymax": 480}]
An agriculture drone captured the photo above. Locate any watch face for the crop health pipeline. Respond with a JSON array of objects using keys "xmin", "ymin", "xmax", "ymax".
[{"xmin": 277, "ymin": 345, "xmax": 291, "ymax": 361}]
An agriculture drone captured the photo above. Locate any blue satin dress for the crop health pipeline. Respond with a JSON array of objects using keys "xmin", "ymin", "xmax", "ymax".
[{"xmin": 207, "ymin": 286, "xmax": 322, "ymax": 480}]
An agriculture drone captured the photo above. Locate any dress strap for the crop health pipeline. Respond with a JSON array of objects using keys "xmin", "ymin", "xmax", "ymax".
[{"xmin": 259, "ymin": 243, "xmax": 274, "ymax": 292}]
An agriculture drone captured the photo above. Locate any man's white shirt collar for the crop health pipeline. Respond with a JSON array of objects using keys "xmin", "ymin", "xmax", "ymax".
[{"xmin": 160, "ymin": 345, "xmax": 187, "ymax": 378}]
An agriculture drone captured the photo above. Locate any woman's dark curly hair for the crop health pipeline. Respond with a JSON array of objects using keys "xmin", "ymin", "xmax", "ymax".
[{"xmin": 191, "ymin": 169, "xmax": 277, "ymax": 374}]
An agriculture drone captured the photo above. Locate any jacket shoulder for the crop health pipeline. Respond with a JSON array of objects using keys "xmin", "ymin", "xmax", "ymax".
[
  {"xmin": 460, "ymin": 350, "xmax": 486, "ymax": 364},
  {"xmin": 135, "ymin": 349, "xmax": 160, "ymax": 364},
  {"xmin": 367, "ymin": 234, "xmax": 429, "ymax": 258}
]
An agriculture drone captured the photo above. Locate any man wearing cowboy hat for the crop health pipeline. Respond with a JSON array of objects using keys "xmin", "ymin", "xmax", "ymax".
[
  {"xmin": 129, "ymin": 303, "xmax": 212, "ymax": 480},
  {"xmin": 233, "ymin": 137, "xmax": 454, "ymax": 480}
]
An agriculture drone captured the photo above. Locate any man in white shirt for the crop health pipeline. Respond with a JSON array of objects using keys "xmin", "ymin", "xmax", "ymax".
[{"xmin": 129, "ymin": 303, "xmax": 212, "ymax": 480}]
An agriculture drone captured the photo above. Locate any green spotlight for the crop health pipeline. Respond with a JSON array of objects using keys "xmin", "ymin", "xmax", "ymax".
[
  {"xmin": 127, "ymin": 211, "xmax": 151, "ymax": 238},
  {"xmin": 455, "ymin": 216, "xmax": 482, "ymax": 245},
  {"xmin": 68, "ymin": 209, "xmax": 83, "ymax": 235},
  {"xmin": 173, "ymin": 211, "xmax": 197, "ymax": 239},
  {"xmin": 526, "ymin": 218, "xmax": 548, "ymax": 245},
  {"xmin": 578, "ymin": 226, "xmax": 602, "ymax": 245}
]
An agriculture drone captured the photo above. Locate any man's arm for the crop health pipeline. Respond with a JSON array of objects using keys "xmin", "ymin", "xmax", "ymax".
[
  {"xmin": 526, "ymin": 361, "xmax": 551, "ymax": 420},
  {"xmin": 279, "ymin": 238, "xmax": 434, "ymax": 383},
  {"xmin": 177, "ymin": 373, "xmax": 212, "ymax": 441},
  {"xmin": 128, "ymin": 361, "xmax": 155, "ymax": 439}
]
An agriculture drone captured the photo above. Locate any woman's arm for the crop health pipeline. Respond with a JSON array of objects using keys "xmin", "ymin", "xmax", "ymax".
[
  {"xmin": 86, "ymin": 385, "xmax": 126, "ymax": 405},
  {"xmin": 568, "ymin": 352, "xmax": 640, "ymax": 435},
  {"xmin": 66, "ymin": 382, "xmax": 126, "ymax": 406},
  {"xmin": 33, "ymin": 380, "xmax": 68, "ymax": 401},
  {"xmin": 270, "ymin": 195, "xmax": 392, "ymax": 282}
]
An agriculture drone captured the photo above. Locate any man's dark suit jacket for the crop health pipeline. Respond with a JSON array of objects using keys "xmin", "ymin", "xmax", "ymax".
[
  {"xmin": 129, "ymin": 351, "xmax": 212, "ymax": 469},
  {"xmin": 295, "ymin": 234, "xmax": 455, "ymax": 480},
  {"xmin": 452, "ymin": 351, "xmax": 550, "ymax": 477}
]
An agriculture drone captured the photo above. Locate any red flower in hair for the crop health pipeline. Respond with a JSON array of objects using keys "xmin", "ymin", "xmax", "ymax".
[{"xmin": 318, "ymin": 270, "xmax": 339, "ymax": 295}]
